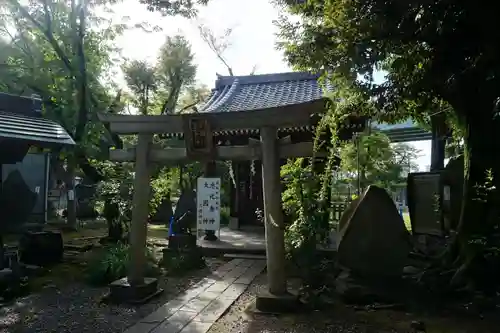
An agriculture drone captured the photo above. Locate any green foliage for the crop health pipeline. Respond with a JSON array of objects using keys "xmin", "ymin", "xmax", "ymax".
[
  {"xmin": 339, "ymin": 131, "xmax": 420, "ymax": 192},
  {"xmin": 281, "ymin": 158, "xmax": 332, "ymax": 290},
  {"xmin": 94, "ymin": 161, "xmax": 176, "ymax": 221},
  {"xmin": 86, "ymin": 243, "xmax": 159, "ymax": 286},
  {"xmin": 150, "ymin": 167, "xmax": 175, "ymax": 215},
  {"xmin": 276, "ymin": 0, "xmax": 500, "ymax": 120},
  {"xmin": 122, "ymin": 60, "xmax": 158, "ymax": 114},
  {"xmin": 281, "ymin": 96, "xmax": 420, "ymax": 293},
  {"xmin": 94, "ymin": 161, "xmax": 134, "ymax": 210},
  {"xmin": 220, "ymin": 206, "xmax": 230, "ymax": 225},
  {"xmin": 139, "ymin": 0, "xmax": 209, "ymax": 17},
  {"xmin": 123, "ymin": 34, "xmax": 198, "ymax": 115},
  {"xmin": 0, "ymin": 0, "xmax": 122, "ymax": 132},
  {"xmin": 274, "ymin": 0, "xmax": 500, "ymax": 292}
]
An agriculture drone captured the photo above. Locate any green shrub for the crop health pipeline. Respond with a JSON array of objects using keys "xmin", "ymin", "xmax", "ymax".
[{"xmin": 85, "ymin": 243, "xmax": 160, "ymax": 286}]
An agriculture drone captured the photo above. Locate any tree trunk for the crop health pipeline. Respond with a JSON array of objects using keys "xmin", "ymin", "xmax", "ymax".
[{"xmin": 450, "ymin": 110, "xmax": 500, "ymax": 290}]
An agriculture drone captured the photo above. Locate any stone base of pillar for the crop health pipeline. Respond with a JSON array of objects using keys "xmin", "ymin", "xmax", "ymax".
[
  {"xmin": 168, "ymin": 234, "xmax": 197, "ymax": 250},
  {"xmin": 107, "ymin": 277, "xmax": 163, "ymax": 304},
  {"xmin": 254, "ymin": 290, "xmax": 302, "ymax": 313},
  {"xmin": 228, "ymin": 217, "xmax": 239, "ymax": 230}
]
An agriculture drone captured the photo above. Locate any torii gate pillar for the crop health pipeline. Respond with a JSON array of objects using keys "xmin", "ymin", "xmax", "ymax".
[
  {"xmin": 109, "ymin": 134, "xmax": 162, "ymax": 303},
  {"xmin": 255, "ymin": 126, "xmax": 299, "ymax": 312}
]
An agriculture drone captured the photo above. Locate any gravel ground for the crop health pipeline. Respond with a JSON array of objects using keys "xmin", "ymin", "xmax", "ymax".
[
  {"xmin": 207, "ymin": 273, "xmax": 499, "ymax": 333},
  {"xmin": 0, "ymin": 258, "xmax": 225, "ymax": 333}
]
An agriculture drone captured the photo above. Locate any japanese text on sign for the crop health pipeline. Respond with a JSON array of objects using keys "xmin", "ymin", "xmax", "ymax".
[{"xmin": 196, "ymin": 177, "xmax": 221, "ymax": 232}]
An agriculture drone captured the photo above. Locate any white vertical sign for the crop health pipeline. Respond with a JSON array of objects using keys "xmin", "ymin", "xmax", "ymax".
[{"xmin": 196, "ymin": 177, "xmax": 221, "ymax": 232}]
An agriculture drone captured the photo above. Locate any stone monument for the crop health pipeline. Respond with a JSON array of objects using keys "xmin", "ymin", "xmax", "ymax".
[
  {"xmin": 337, "ymin": 185, "xmax": 412, "ymax": 277},
  {"xmin": 150, "ymin": 197, "xmax": 173, "ymax": 225},
  {"xmin": 162, "ymin": 191, "xmax": 205, "ymax": 272}
]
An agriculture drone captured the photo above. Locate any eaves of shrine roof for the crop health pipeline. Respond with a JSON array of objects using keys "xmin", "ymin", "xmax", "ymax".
[
  {"xmin": 0, "ymin": 92, "xmax": 75, "ymax": 147},
  {"xmin": 198, "ymin": 71, "xmax": 331, "ymax": 113}
]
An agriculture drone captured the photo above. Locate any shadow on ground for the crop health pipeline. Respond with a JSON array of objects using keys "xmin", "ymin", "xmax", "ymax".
[{"xmin": 208, "ymin": 273, "xmax": 500, "ymax": 333}]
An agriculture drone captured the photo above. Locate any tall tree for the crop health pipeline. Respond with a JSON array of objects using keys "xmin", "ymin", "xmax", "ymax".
[
  {"xmin": 157, "ymin": 35, "xmax": 197, "ymax": 114},
  {"xmin": 1, "ymin": 0, "xmax": 124, "ymax": 228},
  {"xmin": 123, "ymin": 60, "xmax": 157, "ymax": 115},
  {"xmin": 122, "ymin": 34, "xmax": 198, "ymax": 115},
  {"xmin": 276, "ymin": 0, "xmax": 500, "ymax": 287},
  {"xmin": 1, "ymin": 0, "xmax": 206, "ymax": 228}
]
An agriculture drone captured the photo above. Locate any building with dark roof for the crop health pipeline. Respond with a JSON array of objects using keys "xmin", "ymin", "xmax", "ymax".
[
  {"xmin": 0, "ymin": 93, "xmax": 75, "ymax": 150},
  {"xmin": 199, "ymin": 71, "xmax": 431, "ymax": 142},
  {"xmin": 0, "ymin": 92, "xmax": 75, "ymax": 226},
  {"xmin": 196, "ymin": 72, "xmax": 433, "ymax": 228}
]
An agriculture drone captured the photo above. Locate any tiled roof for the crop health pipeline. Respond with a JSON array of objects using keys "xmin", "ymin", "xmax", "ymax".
[
  {"xmin": 193, "ymin": 72, "xmax": 430, "ymax": 143},
  {"xmin": 199, "ymin": 72, "xmax": 329, "ymax": 113},
  {"xmin": 0, "ymin": 93, "xmax": 75, "ymax": 146}
]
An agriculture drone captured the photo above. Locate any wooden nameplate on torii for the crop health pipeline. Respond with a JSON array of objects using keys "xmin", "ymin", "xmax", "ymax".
[{"xmin": 183, "ymin": 116, "xmax": 215, "ymax": 161}]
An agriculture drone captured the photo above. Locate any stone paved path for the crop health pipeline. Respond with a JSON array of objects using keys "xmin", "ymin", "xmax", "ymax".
[{"xmin": 123, "ymin": 259, "xmax": 266, "ymax": 333}]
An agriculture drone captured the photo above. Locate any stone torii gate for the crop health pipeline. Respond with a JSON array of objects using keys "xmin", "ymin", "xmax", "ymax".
[{"xmin": 98, "ymin": 99, "xmax": 326, "ymax": 308}]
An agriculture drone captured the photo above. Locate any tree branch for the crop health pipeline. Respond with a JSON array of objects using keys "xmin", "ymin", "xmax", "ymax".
[
  {"xmin": 178, "ymin": 100, "xmax": 200, "ymax": 113},
  {"xmin": 8, "ymin": 0, "xmax": 122, "ymax": 151},
  {"xmin": 198, "ymin": 24, "xmax": 234, "ymax": 76},
  {"xmin": 9, "ymin": 0, "xmax": 75, "ymax": 75}
]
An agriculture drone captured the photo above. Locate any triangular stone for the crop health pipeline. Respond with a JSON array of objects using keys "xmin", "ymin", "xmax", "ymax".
[
  {"xmin": 174, "ymin": 190, "xmax": 196, "ymax": 219},
  {"xmin": 338, "ymin": 196, "xmax": 361, "ymax": 235},
  {"xmin": 337, "ymin": 185, "xmax": 411, "ymax": 277},
  {"xmin": 0, "ymin": 170, "xmax": 37, "ymax": 231},
  {"xmin": 151, "ymin": 198, "xmax": 173, "ymax": 223}
]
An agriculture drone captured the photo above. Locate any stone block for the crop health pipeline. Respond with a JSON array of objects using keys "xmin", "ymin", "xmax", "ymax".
[
  {"xmin": 168, "ymin": 234, "xmax": 197, "ymax": 250},
  {"xmin": 175, "ymin": 287, "xmax": 205, "ymax": 302},
  {"xmin": 123, "ymin": 322, "xmax": 159, "ymax": 333},
  {"xmin": 255, "ymin": 290, "xmax": 301, "ymax": 313},
  {"xmin": 223, "ymin": 266, "xmax": 248, "ymax": 280},
  {"xmin": 193, "ymin": 298, "xmax": 234, "ymax": 323},
  {"xmin": 195, "ymin": 291, "xmax": 220, "ymax": 302},
  {"xmin": 108, "ymin": 277, "xmax": 161, "ymax": 304},
  {"xmin": 219, "ymin": 284, "xmax": 246, "ymax": 300},
  {"xmin": 181, "ymin": 297, "xmax": 212, "ymax": 313},
  {"xmin": 151, "ymin": 311, "xmax": 197, "ymax": 333},
  {"xmin": 234, "ymin": 268, "xmax": 261, "ymax": 285},
  {"xmin": 337, "ymin": 185, "xmax": 411, "ymax": 277},
  {"xmin": 204, "ymin": 281, "xmax": 230, "ymax": 293},
  {"xmin": 141, "ymin": 299, "xmax": 186, "ymax": 323},
  {"xmin": 179, "ymin": 321, "xmax": 212, "ymax": 333},
  {"xmin": 192, "ymin": 278, "xmax": 217, "ymax": 289},
  {"xmin": 19, "ymin": 231, "xmax": 63, "ymax": 266},
  {"xmin": 228, "ymin": 217, "xmax": 239, "ymax": 230}
]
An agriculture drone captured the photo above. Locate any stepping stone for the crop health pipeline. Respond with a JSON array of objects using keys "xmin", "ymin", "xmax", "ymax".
[
  {"xmin": 128, "ymin": 259, "xmax": 266, "ymax": 333},
  {"xmin": 123, "ymin": 322, "xmax": 158, "ymax": 333},
  {"xmin": 179, "ymin": 321, "xmax": 212, "ymax": 333},
  {"xmin": 223, "ymin": 253, "xmax": 266, "ymax": 260}
]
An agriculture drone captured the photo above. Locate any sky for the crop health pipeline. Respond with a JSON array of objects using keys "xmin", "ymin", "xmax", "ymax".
[{"xmin": 110, "ymin": 0, "xmax": 431, "ymax": 170}]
